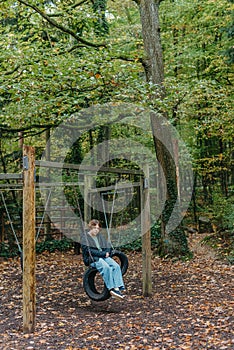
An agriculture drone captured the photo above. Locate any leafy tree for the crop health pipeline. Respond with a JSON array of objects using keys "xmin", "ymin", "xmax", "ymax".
[
  {"xmin": 223, "ymin": 0, "xmax": 234, "ymax": 64},
  {"xmin": 0, "ymin": 0, "xmax": 144, "ymax": 167},
  {"xmin": 0, "ymin": 0, "xmax": 233, "ymax": 257},
  {"xmin": 159, "ymin": 0, "xmax": 234, "ymax": 234},
  {"xmin": 134, "ymin": 0, "xmax": 190, "ymax": 257}
]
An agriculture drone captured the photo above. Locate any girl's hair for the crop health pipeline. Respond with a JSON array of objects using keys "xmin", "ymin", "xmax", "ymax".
[{"xmin": 88, "ymin": 219, "xmax": 101, "ymax": 229}]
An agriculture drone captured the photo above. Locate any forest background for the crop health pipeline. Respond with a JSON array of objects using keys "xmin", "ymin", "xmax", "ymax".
[{"xmin": 0, "ymin": 0, "xmax": 233, "ymax": 262}]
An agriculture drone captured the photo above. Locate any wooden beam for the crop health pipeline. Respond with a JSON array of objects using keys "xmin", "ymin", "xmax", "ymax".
[
  {"xmin": 141, "ymin": 163, "xmax": 152, "ymax": 297},
  {"xmin": 23, "ymin": 145, "xmax": 36, "ymax": 333},
  {"xmin": 35, "ymin": 160, "xmax": 143, "ymax": 175},
  {"xmin": 0, "ymin": 173, "xmax": 23, "ymax": 180},
  {"xmin": 0, "ymin": 184, "xmax": 23, "ymax": 189},
  {"xmin": 88, "ymin": 182, "xmax": 141, "ymax": 193},
  {"xmin": 84, "ymin": 174, "xmax": 92, "ymax": 224}
]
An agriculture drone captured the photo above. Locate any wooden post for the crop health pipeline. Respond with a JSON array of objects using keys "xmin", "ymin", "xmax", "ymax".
[
  {"xmin": 84, "ymin": 174, "xmax": 92, "ymax": 224},
  {"xmin": 23, "ymin": 145, "xmax": 36, "ymax": 333},
  {"xmin": 141, "ymin": 163, "xmax": 152, "ymax": 296},
  {"xmin": 44, "ymin": 129, "xmax": 51, "ymax": 240}
]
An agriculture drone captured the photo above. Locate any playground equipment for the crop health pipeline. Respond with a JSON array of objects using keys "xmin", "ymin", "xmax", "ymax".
[{"xmin": 0, "ymin": 145, "xmax": 151, "ymax": 333}]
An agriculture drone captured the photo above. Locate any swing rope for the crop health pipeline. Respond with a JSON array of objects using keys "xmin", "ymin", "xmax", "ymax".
[
  {"xmin": 0, "ymin": 191, "xmax": 22, "ymax": 253},
  {"xmin": 101, "ymin": 180, "xmax": 119, "ymax": 249},
  {"xmin": 35, "ymin": 187, "xmax": 52, "ymax": 242},
  {"xmin": 101, "ymin": 194, "xmax": 113, "ymax": 248},
  {"xmin": 109, "ymin": 180, "xmax": 118, "ymax": 239},
  {"xmin": 67, "ymin": 171, "xmax": 94, "ymax": 263},
  {"xmin": 101, "ymin": 179, "xmax": 127, "ymax": 250},
  {"xmin": 67, "ymin": 172, "xmax": 129, "ymax": 302}
]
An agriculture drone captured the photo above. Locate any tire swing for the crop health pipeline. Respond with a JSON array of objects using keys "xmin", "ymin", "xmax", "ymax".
[
  {"xmin": 83, "ymin": 250, "xmax": 128, "ymax": 302},
  {"xmin": 82, "ymin": 180, "xmax": 129, "ymax": 302}
]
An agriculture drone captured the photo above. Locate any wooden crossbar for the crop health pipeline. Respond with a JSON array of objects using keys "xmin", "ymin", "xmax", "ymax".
[
  {"xmin": 35, "ymin": 160, "xmax": 143, "ymax": 175},
  {"xmin": 0, "ymin": 173, "xmax": 23, "ymax": 180}
]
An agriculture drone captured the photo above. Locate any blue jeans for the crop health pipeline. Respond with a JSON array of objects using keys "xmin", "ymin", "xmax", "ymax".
[{"xmin": 91, "ymin": 257, "xmax": 125, "ymax": 291}]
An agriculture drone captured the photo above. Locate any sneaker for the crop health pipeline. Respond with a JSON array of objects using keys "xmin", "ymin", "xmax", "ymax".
[
  {"xmin": 119, "ymin": 286, "xmax": 125, "ymax": 291},
  {"xmin": 110, "ymin": 289, "xmax": 124, "ymax": 300}
]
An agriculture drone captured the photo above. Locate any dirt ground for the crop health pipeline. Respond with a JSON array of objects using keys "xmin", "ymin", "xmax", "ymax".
[{"xmin": 0, "ymin": 233, "xmax": 233, "ymax": 350}]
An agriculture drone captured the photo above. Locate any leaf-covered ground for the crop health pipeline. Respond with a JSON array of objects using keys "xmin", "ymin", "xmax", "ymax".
[{"xmin": 0, "ymin": 233, "xmax": 233, "ymax": 350}]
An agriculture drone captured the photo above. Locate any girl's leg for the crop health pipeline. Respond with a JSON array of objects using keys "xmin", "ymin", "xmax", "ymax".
[
  {"xmin": 91, "ymin": 258, "xmax": 115, "ymax": 291},
  {"xmin": 104, "ymin": 257, "xmax": 125, "ymax": 290}
]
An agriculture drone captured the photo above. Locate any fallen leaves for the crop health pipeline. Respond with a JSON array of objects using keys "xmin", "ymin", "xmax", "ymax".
[{"xmin": 0, "ymin": 235, "xmax": 233, "ymax": 349}]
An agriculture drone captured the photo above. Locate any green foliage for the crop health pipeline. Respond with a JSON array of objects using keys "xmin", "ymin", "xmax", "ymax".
[
  {"xmin": 92, "ymin": 0, "xmax": 109, "ymax": 36},
  {"xmin": 159, "ymin": 1, "xmax": 234, "ymax": 241},
  {"xmin": 36, "ymin": 237, "xmax": 73, "ymax": 253},
  {"xmin": 122, "ymin": 220, "xmax": 192, "ymax": 261},
  {"xmin": 210, "ymin": 191, "xmax": 234, "ymax": 231},
  {"xmin": 222, "ymin": 0, "xmax": 234, "ymax": 64},
  {"xmin": 0, "ymin": 0, "xmax": 233, "ymax": 258},
  {"xmin": 0, "ymin": 0, "xmax": 143, "ymax": 135},
  {"xmin": 0, "ymin": 237, "xmax": 73, "ymax": 258},
  {"xmin": 121, "ymin": 237, "xmax": 142, "ymax": 252},
  {"xmin": 151, "ymin": 221, "xmax": 161, "ymax": 247},
  {"xmin": 0, "ymin": 242, "xmax": 19, "ymax": 258},
  {"xmin": 118, "ymin": 222, "xmax": 161, "ymax": 252},
  {"xmin": 156, "ymin": 226, "xmax": 191, "ymax": 259},
  {"xmin": 200, "ymin": 187, "xmax": 234, "ymax": 264}
]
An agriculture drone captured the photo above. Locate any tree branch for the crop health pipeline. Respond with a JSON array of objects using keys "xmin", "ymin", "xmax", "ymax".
[
  {"xmin": 47, "ymin": 0, "xmax": 90, "ymax": 18},
  {"xmin": 17, "ymin": 0, "xmax": 106, "ymax": 48},
  {"xmin": 3, "ymin": 65, "xmax": 20, "ymax": 76},
  {"xmin": 0, "ymin": 124, "xmax": 57, "ymax": 134},
  {"xmin": 59, "ymin": 44, "xmax": 87, "ymax": 55},
  {"xmin": 71, "ymin": 0, "xmax": 90, "ymax": 9},
  {"xmin": 110, "ymin": 55, "xmax": 136, "ymax": 62}
]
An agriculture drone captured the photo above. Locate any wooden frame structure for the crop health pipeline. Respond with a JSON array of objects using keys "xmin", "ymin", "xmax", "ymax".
[
  {"xmin": 0, "ymin": 146, "xmax": 152, "ymax": 333},
  {"xmin": 22, "ymin": 145, "xmax": 36, "ymax": 333}
]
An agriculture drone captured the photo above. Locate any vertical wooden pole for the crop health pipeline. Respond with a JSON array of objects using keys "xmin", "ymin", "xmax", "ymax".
[
  {"xmin": 44, "ymin": 129, "xmax": 51, "ymax": 239},
  {"xmin": 84, "ymin": 174, "xmax": 92, "ymax": 224},
  {"xmin": 23, "ymin": 145, "xmax": 36, "ymax": 333},
  {"xmin": 141, "ymin": 163, "xmax": 152, "ymax": 297}
]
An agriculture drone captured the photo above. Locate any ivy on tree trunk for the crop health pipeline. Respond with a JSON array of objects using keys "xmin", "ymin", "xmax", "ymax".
[{"xmin": 136, "ymin": 0, "xmax": 190, "ymax": 257}]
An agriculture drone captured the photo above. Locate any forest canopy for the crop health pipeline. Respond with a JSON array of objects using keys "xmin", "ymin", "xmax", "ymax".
[{"xmin": 0, "ymin": 0, "xmax": 233, "ymax": 259}]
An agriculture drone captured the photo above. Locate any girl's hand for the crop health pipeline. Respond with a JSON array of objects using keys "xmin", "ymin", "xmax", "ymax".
[{"xmin": 105, "ymin": 252, "xmax": 109, "ymax": 258}]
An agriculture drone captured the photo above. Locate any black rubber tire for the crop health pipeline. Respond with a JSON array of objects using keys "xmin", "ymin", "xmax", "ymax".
[
  {"xmin": 83, "ymin": 250, "xmax": 128, "ymax": 302},
  {"xmin": 111, "ymin": 250, "xmax": 128, "ymax": 276},
  {"xmin": 83, "ymin": 268, "xmax": 111, "ymax": 301}
]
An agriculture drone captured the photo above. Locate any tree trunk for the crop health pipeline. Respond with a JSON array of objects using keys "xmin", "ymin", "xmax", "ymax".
[
  {"xmin": 136, "ymin": 0, "xmax": 190, "ymax": 257},
  {"xmin": 138, "ymin": 0, "xmax": 164, "ymax": 86}
]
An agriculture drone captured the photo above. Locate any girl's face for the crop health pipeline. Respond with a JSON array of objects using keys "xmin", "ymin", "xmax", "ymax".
[{"xmin": 90, "ymin": 223, "xmax": 100, "ymax": 236}]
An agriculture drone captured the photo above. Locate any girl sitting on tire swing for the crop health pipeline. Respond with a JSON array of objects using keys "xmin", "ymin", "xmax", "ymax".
[{"xmin": 81, "ymin": 219, "xmax": 125, "ymax": 300}]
